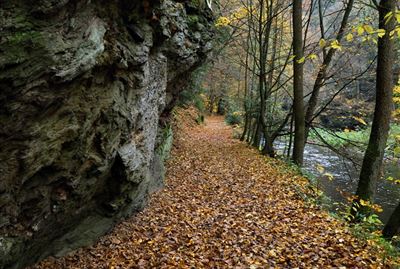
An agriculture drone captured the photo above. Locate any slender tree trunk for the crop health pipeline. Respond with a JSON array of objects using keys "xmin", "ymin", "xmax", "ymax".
[
  {"xmin": 253, "ymin": 114, "xmax": 263, "ymax": 148},
  {"xmin": 318, "ymin": 0, "xmax": 327, "ymax": 59},
  {"xmin": 247, "ymin": 118, "xmax": 253, "ymax": 144},
  {"xmin": 252, "ymin": 114, "xmax": 258, "ymax": 145},
  {"xmin": 241, "ymin": 30, "xmax": 251, "ymax": 141},
  {"xmin": 287, "ymin": 114, "xmax": 294, "ymax": 159},
  {"xmin": 304, "ymin": 0, "xmax": 354, "ymax": 140},
  {"xmin": 253, "ymin": 0, "xmax": 266, "ymax": 150},
  {"xmin": 355, "ymin": 0, "xmax": 395, "ymax": 208},
  {"xmin": 292, "ymin": 0, "xmax": 305, "ymax": 166},
  {"xmin": 262, "ymin": 13, "xmax": 279, "ymax": 156},
  {"xmin": 241, "ymin": 115, "xmax": 250, "ymax": 141},
  {"xmin": 257, "ymin": 0, "xmax": 267, "ymax": 150},
  {"xmin": 383, "ymin": 202, "xmax": 400, "ymax": 239}
]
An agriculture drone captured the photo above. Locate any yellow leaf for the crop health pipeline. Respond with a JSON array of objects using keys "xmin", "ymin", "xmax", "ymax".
[
  {"xmin": 396, "ymin": 13, "xmax": 400, "ymax": 23},
  {"xmin": 330, "ymin": 40, "xmax": 342, "ymax": 51},
  {"xmin": 360, "ymin": 199, "xmax": 369, "ymax": 207},
  {"xmin": 319, "ymin": 38, "xmax": 327, "ymax": 48},
  {"xmin": 357, "ymin": 25, "xmax": 365, "ymax": 35},
  {"xmin": 324, "ymin": 173, "xmax": 334, "ymax": 181},
  {"xmin": 316, "ymin": 164, "xmax": 325, "ymax": 173},
  {"xmin": 372, "ymin": 204, "xmax": 383, "ymax": 213},
  {"xmin": 394, "ymin": 85, "xmax": 400, "ymax": 94},
  {"xmin": 353, "ymin": 116, "xmax": 367, "ymax": 125},
  {"xmin": 308, "ymin": 53, "xmax": 317, "ymax": 60},
  {"xmin": 346, "ymin": 33, "xmax": 354, "ymax": 42},
  {"xmin": 376, "ymin": 29, "xmax": 386, "ymax": 38},
  {"xmin": 364, "ymin": 24, "xmax": 374, "ymax": 34},
  {"xmin": 215, "ymin": 16, "xmax": 231, "ymax": 27},
  {"xmin": 387, "ymin": 176, "xmax": 395, "ymax": 181},
  {"xmin": 384, "ymin": 11, "xmax": 393, "ymax": 24}
]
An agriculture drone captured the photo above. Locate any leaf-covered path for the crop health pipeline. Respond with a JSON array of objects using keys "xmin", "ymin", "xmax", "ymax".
[{"xmin": 33, "ymin": 116, "xmax": 390, "ymax": 268}]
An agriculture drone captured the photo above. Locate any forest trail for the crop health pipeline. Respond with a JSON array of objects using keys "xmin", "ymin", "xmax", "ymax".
[{"xmin": 33, "ymin": 116, "xmax": 391, "ymax": 268}]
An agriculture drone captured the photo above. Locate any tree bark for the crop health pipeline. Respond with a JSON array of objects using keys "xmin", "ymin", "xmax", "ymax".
[
  {"xmin": 253, "ymin": 114, "xmax": 263, "ymax": 148},
  {"xmin": 241, "ymin": 114, "xmax": 250, "ymax": 141},
  {"xmin": 355, "ymin": 0, "xmax": 395, "ymax": 205},
  {"xmin": 262, "ymin": 136, "xmax": 275, "ymax": 157},
  {"xmin": 383, "ymin": 202, "xmax": 400, "ymax": 239},
  {"xmin": 305, "ymin": 0, "xmax": 354, "ymax": 139},
  {"xmin": 241, "ymin": 29, "xmax": 251, "ymax": 141},
  {"xmin": 292, "ymin": 0, "xmax": 305, "ymax": 166}
]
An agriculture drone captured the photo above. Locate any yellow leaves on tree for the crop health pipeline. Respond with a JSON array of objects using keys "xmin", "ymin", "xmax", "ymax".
[
  {"xmin": 215, "ymin": 16, "xmax": 231, "ymax": 27},
  {"xmin": 394, "ymin": 82, "xmax": 400, "ymax": 122},
  {"xmin": 215, "ymin": 7, "xmax": 248, "ymax": 27},
  {"xmin": 330, "ymin": 40, "xmax": 342, "ymax": 51},
  {"xmin": 318, "ymin": 39, "xmax": 342, "ymax": 51},
  {"xmin": 319, "ymin": 38, "xmax": 327, "ymax": 48}
]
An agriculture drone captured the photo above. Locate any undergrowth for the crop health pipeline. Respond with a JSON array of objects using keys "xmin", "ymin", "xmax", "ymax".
[{"xmin": 280, "ymin": 160, "xmax": 400, "ymax": 267}]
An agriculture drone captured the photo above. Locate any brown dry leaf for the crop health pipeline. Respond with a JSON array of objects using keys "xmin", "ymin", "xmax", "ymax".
[{"xmin": 30, "ymin": 114, "xmax": 397, "ymax": 269}]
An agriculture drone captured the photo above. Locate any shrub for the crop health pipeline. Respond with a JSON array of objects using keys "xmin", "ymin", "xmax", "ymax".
[{"xmin": 225, "ymin": 111, "xmax": 242, "ymax": 125}]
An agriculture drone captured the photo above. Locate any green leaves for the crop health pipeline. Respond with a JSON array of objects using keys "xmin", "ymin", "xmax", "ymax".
[{"xmin": 296, "ymin": 56, "xmax": 305, "ymax": 64}]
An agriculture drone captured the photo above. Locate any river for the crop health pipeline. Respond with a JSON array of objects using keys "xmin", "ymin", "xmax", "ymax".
[{"xmin": 275, "ymin": 141, "xmax": 400, "ymax": 223}]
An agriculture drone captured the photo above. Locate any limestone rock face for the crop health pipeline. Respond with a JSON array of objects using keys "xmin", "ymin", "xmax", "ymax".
[{"xmin": 0, "ymin": 1, "xmax": 213, "ymax": 268}]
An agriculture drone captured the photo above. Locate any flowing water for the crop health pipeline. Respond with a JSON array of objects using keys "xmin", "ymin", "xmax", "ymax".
[{"xmin": 275, "ymin": 141, "xmax": 400, "ymax": 223}]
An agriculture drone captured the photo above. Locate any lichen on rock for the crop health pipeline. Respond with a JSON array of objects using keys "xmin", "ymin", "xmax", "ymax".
[{"xmin": 0, "ymin": 0, "xmax": 214, "ymax": 268}]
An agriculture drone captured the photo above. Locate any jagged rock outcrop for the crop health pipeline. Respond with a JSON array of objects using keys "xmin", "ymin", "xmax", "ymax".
[{"xmin": 0, "ymin": 1, "xmax": 214, "ymax": 268}]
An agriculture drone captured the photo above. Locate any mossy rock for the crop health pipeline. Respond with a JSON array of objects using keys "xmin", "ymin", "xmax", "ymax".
[{"xmin": 0, "ymin": 237, "xmax": 24, "ymax": 268}]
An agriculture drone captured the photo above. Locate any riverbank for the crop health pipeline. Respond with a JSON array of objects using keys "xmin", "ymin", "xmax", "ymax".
[{"xmin": 300, "ymin": 125, "xmax": 400, "ymax": 223}]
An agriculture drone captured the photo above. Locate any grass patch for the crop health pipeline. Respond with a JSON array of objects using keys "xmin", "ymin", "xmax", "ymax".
[{"xmin": 310, "ymin": 124, "xmax": 400, "ymax": 155}]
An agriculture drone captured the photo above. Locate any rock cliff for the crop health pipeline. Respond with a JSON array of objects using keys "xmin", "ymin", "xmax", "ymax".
[{"xmin": 0, "ymin": 1, "xmax": 214, "ymax": 268}]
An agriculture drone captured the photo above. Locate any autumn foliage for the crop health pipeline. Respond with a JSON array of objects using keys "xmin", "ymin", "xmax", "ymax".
[{"xmin": 31, "ymin": 115, "xmax": 397, "ymax": 268}]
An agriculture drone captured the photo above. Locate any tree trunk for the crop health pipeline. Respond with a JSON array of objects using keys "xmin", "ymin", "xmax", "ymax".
[
  {"xmin": 287, "ymin": 114, "xmax": 294, "ymax": 159},
  {"xmin": 292, "ymin": 0, "xmax": 305, "ymax": 166},
  {"xmin": 241, "ymin": 114, "xmax": 250, "ymax": 141},
  {"xmin": 304, "ymin": 0, "xmax": 354, "ymax": 140},
  {"xmin": 262, "ymin": 136, "xmax": 275, "ymax": 157},
  {"xmin": 248, "ymin": 118, "xmax": 256, "ymax": 144},
  {"xmin": 383, "ymin": 202, "xmax": 400, "ymax": 239},
  {"xmin": 355, "ymin": 0, "xmax": 395, "ymax": 207},
  {"xmin": 253, "ymin": 114, "xmax": 263, "ymax": 148},
  {"xmin": 241, "ymin": 30, "xmax": 251, "ymax": 141}
]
